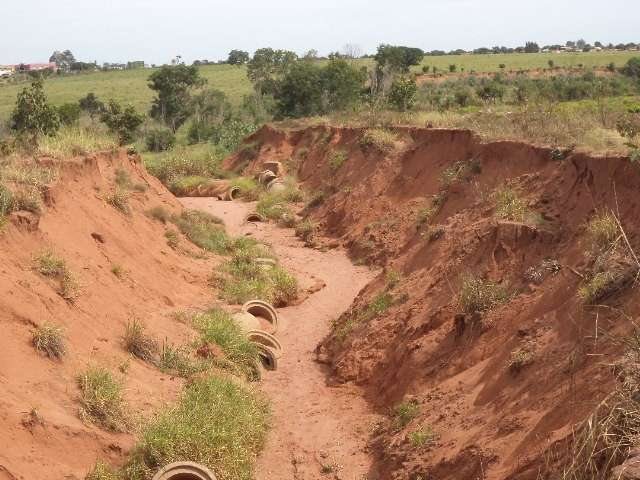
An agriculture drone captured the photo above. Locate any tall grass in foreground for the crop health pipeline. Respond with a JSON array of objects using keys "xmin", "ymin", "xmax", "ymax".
[{"xmin": 124, "ymin": 377, "xmax": 269, "ymax": 480}]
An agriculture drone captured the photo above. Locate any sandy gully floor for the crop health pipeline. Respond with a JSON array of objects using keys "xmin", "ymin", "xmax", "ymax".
[{"xmin": 181, "ymin": 197, "xmax": 380, "ymax": 480}]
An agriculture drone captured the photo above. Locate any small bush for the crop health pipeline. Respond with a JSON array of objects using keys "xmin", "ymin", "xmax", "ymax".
[
  {"xmin": 329, "ymin": 150, "xmax": 348, "ymax": 171},
  {"xmin": 35, "ymin": 250, "xmax": 66, "ymax": 277},
  {"xmin": 587, "ymin": 211, "xmax": 619, "ymax": 251},
  {"xmin": 409, "ymin": 425, "xmax": 437, "ymax": 448},
  {"xmin": 32, "ymin": 323, "xmax": 66, "ymax": 359},
  {"xmin": 126, "ymin": 377, "xmax": 269, "ymax": 480},
  {"xmin": 393, "ymin": 400, "xmax": 420, "ymax": 428},
  {"xmin": 106, "ymin": 188, "xmax": 131, "ymax": 215},
  {"xmin": 57, "ymin": 103, "xmax": 81, "ymax": 126},
  {"xmin": 459, "ymin": 275, "xmax": 509, "ymax": 313},
  {"xmin": 145, "ymin": 128, "xmax": 176, "ymax": 152},
  {"xmin": 123, "ymin": 320, "xmax": 158, "ymax": 363},
  {"xmin": 146, "ymin": 206, "xmax": 171, "ymax": 224},
  {"xmin": 508, "ymin": 349, "xmax": 534, "ymax": 374},
  {"xmin": 77, "ymin": 366, "xmax": 127, "ymax": 431},
  {"xmin": 360, "ymin": 128, "xmax": 397, "ymax": 153}
]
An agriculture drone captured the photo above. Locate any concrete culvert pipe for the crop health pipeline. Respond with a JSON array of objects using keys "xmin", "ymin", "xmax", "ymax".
[
  {"xmin": 225, "ymin": 186, "xmax": 241, "ymax": 201},
  {"xmin": 152, "ymin": 462, "xmax": 216, "ymax": 480},
  {"xmin": 247, "ymin": 330, "xmax": 283, "ymax": 358},
  {"xmin": 258, "ymin": 170, "xmax": 278, "ymax": 185},
  {"xmin": 256, "ymin": 344, "xmax": 279, "ymax": 371},
  {"xmin": 266, "ymin": 179, "xmax": 287, "ymax": 193},
  {"xmin": 242, "ymin": 300, "xmax": 279, "ymax": 334},
  {"xmin": 244, "ymin": 212, "xmax": 266, "ymax": 223},
  {"xmin": 232, "ymin": 311, "xmax": 261, "ymax": 332}
]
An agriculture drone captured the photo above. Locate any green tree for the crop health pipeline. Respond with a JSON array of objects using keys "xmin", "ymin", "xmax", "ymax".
[
  {"xmin": 320, "ymin": 59, "xmax": 366, "ymax": 111},
  {"xmin": 10, "ymin": 80, "xmax": 60, "ymax": 140},
  {"xmin": 622, "ymin": 57, "xmax": 640, "ymax": 78},
  {"xmin": 57, "ymin": 103, "xmax": 81, "ymax": 126},
  {"xmin": 388, "ymin": 76, "xmax": 417, "ymax": 111},
  {"xmin": 49, "ymin": 50, "xmax": 76, "ymax": 71},
  {"xmin": 374, "ymin": 45, "xmax": 424, "ymax": 74},
  {"xmin": 148, "ymin": 65, "xmax": 205, "ymax": 132},
  {"xmin": 227, "ymin": 50, "xmax": 250, "ymax": 65},
  {"xmin": 79, "ymin": 92, "xmax": 104, "ymax": 119},
  {"xmin": 247, "ymin": 48, "xmax": 298, "ymax": 93},
  {"xmin": 100, "ymin": 100, "xmax": 144, "ymax": 145},
  {"xmin": 524, "ymin": 42, "xmax": 540, "ymax": 53}
]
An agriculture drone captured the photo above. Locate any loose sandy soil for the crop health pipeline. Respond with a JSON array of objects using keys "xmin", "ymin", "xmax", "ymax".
[{"xmin": 182, "ymin": 197, "xmax": 380, "ymax": 480}]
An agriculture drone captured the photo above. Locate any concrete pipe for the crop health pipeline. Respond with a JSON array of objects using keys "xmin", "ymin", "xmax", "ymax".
[
  {"xmin": 247, "ymin": 330, "xmax": 283, "ymax": 358},
  {"xmin": 232, "ymin": 311, "xmax": 261, "ymax": 332},
  {"xmin": 266, "ymin": 179, "xmax": 287, "ymax": 193},
  {"xmin": 258, "ymin": 170, "xmax": 278, "ymax": 185},
  {"xmin": 242, "ymin": 300, "xmax": 278, "ymax": 334},
  {"xmin": 225, "ymin": 186, "xmax": 241, "ymax": 201},
  {"xmin": 263, "ymin": 161, "xmax": 283, "ymax": 176},
  {"xmin": 255, "ymin": 344, "xmax": 279, "ymax": 371},
  {"xmin": 244, "ymin": 212, "xmax": 266, "ymax": 223},
  {"xmin": 152, "ymin": 462, "xmax": 216, "ymax": 480}
]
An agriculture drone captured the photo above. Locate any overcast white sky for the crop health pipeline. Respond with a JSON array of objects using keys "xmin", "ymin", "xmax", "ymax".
[{"xmin": 1, "ymin": 0, "xmax": 637, "ymax": 64}]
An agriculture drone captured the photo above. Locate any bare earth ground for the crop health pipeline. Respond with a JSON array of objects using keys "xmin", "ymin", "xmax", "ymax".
[{"xmin": 181, "ymin": 197, "xmax": 380, "ymax": 480}]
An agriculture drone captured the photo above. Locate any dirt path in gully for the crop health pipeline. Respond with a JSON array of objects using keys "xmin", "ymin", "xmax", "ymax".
[{"xmin": 181, "ymin": 197, "xmax": 379, "ymax": 480}]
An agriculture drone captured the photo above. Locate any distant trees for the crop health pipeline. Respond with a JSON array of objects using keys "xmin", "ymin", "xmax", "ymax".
[
  {"xmin": 49, "ymin": 50, "xmax": 76, "ymax": 71},
  {"xmin": 227, "ymin": 50, "xmax": 250, "ymax": 65},
  {"xmin": 148, "ymin": 65, "xmax": 205, "ymax": 132},
  {"xmin": 374, "ymin": 45, "xmax": 425, "ymax": 74},
  {"xmin": 247, "ymin": 48, "xmax": 298, "ymax": 93},
  {"xmin": 10, "ymin": 80, "xmax": 60, "ymax": 140},
  {"xmin": 524, "ymin": 42, "xmax": 540, "ymax": 53}
]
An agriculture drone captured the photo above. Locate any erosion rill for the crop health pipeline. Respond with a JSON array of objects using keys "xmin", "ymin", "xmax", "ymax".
[{"xmin": 225, "ymin": 124, "xmax": 640, "ymax": 480}]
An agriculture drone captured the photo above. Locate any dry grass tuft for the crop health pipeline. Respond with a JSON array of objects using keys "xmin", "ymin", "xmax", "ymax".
[
  {"xmin": 77, "ymin": 366, "xmax": 127, "ymax": 432},
  {"xmin": 123, "ymin": 319, "xmax": 158, "ymax": 363},
  {"xmin": 459, "ymin": 274, "xmax": 509, "ymax": 314},
  {"xmin": 32, "ymin": 323, "xmax": 66, "ymax": 359}
]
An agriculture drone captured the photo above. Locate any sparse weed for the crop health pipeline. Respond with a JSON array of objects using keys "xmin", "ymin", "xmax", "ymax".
[
  {"xmin": 35, "ymin": 250, "xmax": 66, "ymax": 277},
  {"xmin": 32, "ymin": 323, "xmax": 66, "ymax": 359},
  {"xmin": 329, "ymin": 150, "xmax": 348, "ymax": 171},
  {"xmin": 106, "ymin": 188, "xmax": 131, "ymax": 215},
  {"xmin": 111, "ymin": 263, "xmax": 126, "ymax": 279},
  {"xmin": 508, "ymin": 348, "xmax": 534, "ymax": 374},
  {"xmin": 494, "ymin": 187, "xmax": 533, "ymax": 222},
  {"xmin": 458, "ymin": 274, "xmax": 509, "ymax": 313},
  {"xmin": 146, "ymin": 206, "xmax": 171, "ymax": 224},
  {"xmin": 123, "ymin": 319, "xmax": 158, "ymax": 363},
  {"xmin": 409, "ymin": 425, "xmax": 438, "ymax": 448},
  {"xmin": 360, "ymin": 128, "xmax": 397, "ymax": 153},
  {"xmin": 294, "ymin": 218, "xmax": 317, "ymax": 244},
  {"xmin": 77, "ymin": 366, "xmax": 127, "ymax": 431},
  {"xmin": 386, "ymin": 270, "xmax": 402, "ymax": 289},
  {"xmin": 578, "ymin": 271, "xmax": 620, "ymax": 304},
  {"xmin": 85, "ymin": 461, "xmax": 121, "ymax": 480},
  {"xmin": 159, "ymin": 342, "xmax": 205, "ymax": 378},
  {"xmin": 125, "ymin": 377, "xmax": 269, "ymax": 480},
  {"xmin": 393, "ymin": 400, "xmax": 420, "ymax": 429},
  {"xmin": 12, "ymin": 186, "xmax": 42, "ymax": 213},
  {"xmin": 165, "ymin": 229, "xmax": 180, "ymax": 249},
  {"xmin": 60, "ymin": 270, "xmax": 82, "ymax": 301},
  {"xmin": 306, "ymin": 190, "xmax": 326, "ymax": 209}
]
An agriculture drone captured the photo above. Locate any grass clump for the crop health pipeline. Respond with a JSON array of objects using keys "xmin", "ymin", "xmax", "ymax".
[
  {"xmin": 329, "ymin": 150, "xmax": 348, "ymax": 171},
  {"xmin": 164, "ymin": 229, "xmax": 180, "ymax": 249},
  {"xmin": 230, "ymin": 176, "xmax": 261, "ymax": 201},
  {"xmin": 213, "ymin": 250, "xmax": 298, "ymax": 307},
  {"xmin": 106, "ymin": 188, "xmax": 131, "ymax": 215},
  {"xmin": 256, "ymin": 191, "xmax": 297, "ymax": 222},
  {"xmin": 192, "ymin": 308, "xmax": 259, "ymax": 378},
  {"xmin": 126, "ymin": 377, "xmax": 269, "ymax": 480},
  {"xmin": 294, "ymin": 218, "xmax": 317, "ymax": 244},
  {"xmin": 168, "ymin": 175, "xmax": 212, "ymax": 196},
  {"xmin": 334, "ymin": 292, "xmax": 394, "ymax": 340},
  {"xmin": 34, "ymin": 250, "xmax": 82, "ymax": 300},
  {"xmin": 508, "ymin": 348, "xmax": 534, "ymax": 375},
  {"xmin": 172, "ymin": 209, "xmax": 229, "ymax": 254},
  {"xmin": 578, "ymin": 271, "xmax": 619, "ymax": 304},
  {"xmin": 494, "ymin": 187, "xmax": 534, "ymax": 223},
  {"xmin": 146, "ymin": 206, "xmax": 171, "ymax": 224},
  {"xmin": 77, "ymin": 366, "xmax": 127, "ymax": 431},
  {"xmin": 37, "ymin": 126, "xmax": 118, "ymax": 159},
  {"xmin": 111, "ymin": 263, "xmax": 126, "ymax": 279},
  {"xmin": 123, "ymin": 320, "xmax": 158, "ymax": 363},
  {"xmin": 32, "ymin": 323, "xmax": 66, "ymax": 359},
  {"xmin": 159, "ymin": 343, "xmax": 206, "ymax": 378},
  {"xmin": 393, "ymin": 400, "xmax": 420, "ymax": 429},
  {"xmin": 360, "ymin": 128, "xmax": 397, "ymax": 153},
  {"xmin": 586, "ymin": 211, "xmax": 619, "ymax": 251},
  {"xmin": 409, "ymin": 425, "xmax": 438, "ymax": 448},
  {"xmin": 459, "ymin": 274, "xmax": 509, "ymax": 314},
  {"xmin": 85, "ymin": 461, "xmax": 120, "ymax": 480},
  {"xmin": 440, "ymin": 159, "xmax": 480, "ymax": 187}
]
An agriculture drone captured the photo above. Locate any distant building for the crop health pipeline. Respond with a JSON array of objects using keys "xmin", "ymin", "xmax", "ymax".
[
  {"xmin": 126, "ymin": 61, "xmax": 145, "ymax": 69},
  {"xmin": 103, "ymin": 63, "xmax": 126, "ymax": 70},
  {"xmin": 7, "ymin": 62, "xmax": 57, "ymax": 72}
]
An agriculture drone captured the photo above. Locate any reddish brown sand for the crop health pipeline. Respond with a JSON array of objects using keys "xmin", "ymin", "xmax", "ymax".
[{"xmin": 181, "ymin": 197, "xmax": 379, "ymax": 480}]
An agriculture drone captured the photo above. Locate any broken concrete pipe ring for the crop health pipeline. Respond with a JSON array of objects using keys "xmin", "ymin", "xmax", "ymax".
[
  {"xmin": 266, "ymin": 179, "xmax": 287, "ymax": 193},
  {"xmin": 258, "ymin": 170, "xmax": 278, "ymax": 185},
  {"xmin": 247, "ymin": 330, "xmax": 283, "ymax": 358},
  {"xmin": 255, "ymin": 344, "xmax": 279, "ymax": 371},
  {"xmin": 151, "ymin": 462, "xmax": 217, "ymax": 480},
  {"xmin": 244, "ymin": 212, "xmax": 266, "ymax": 223},
  {"xmin": 242, "ymin": 300, "xmax": 279, "ymax": 334}
]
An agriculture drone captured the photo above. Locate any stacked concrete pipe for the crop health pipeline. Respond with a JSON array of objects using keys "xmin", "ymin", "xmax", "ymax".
[
  {"xmin": 231, "ymin": 299, "xmax": 283, "ymax": 371},
  {"xmin": 152, "ymin": 462, "xmax": 216, "ymax": 480}
]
